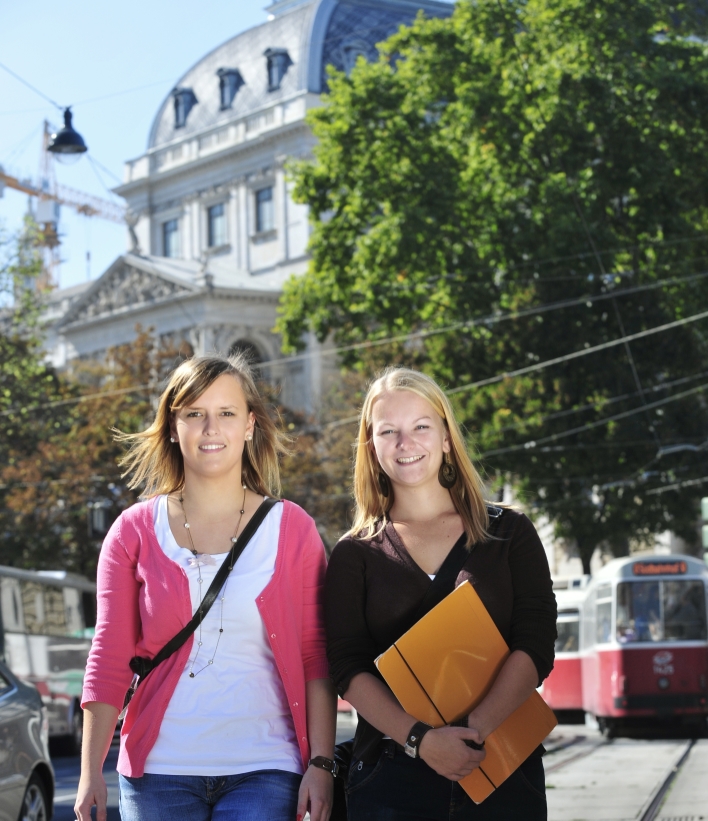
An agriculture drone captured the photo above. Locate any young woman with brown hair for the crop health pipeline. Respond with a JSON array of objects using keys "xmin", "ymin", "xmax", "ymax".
[
  {"xmin": 325, "ymin": 367, "xmax": 556, "ymax": 820},
  {"xmin": 75, "ymin": 354, "xmax": 337, "ymax": 821}
]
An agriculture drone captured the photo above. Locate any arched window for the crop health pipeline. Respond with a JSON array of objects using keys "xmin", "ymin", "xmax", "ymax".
[{"xmin": 229, "ymin": 340, "xmax": 264, "ymax": 375}]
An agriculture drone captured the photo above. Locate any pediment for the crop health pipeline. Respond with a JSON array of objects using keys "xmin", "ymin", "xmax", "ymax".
[{"xmin": 60, "ymin": 257, "xmax": 197, "ymax": 326}]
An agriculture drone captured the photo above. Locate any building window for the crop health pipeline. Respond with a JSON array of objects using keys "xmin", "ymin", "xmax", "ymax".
[
  {"xmin": 163, "ymin": 219, "xmax": 179, "ymax": 257},
  {"xmin": 172, "ymin": 87, "xmax": 198, "ymax": 128},
  {"xmin": 229, "ymin": 339, "xmax": 264, "ymax": 378},
  {"xmin": 255, "ymin": 187, "xmax": 275, "ymax": 233},
  {"xmin": 264, "ymin": 48, "xmax": 292, "ymax": 91},
  {"xmin": 207, "ymin": 203, "xmax": 227, "ymax": 248},
  {"xmin": 217, "ymin": 68, "xmax": 244, "ymax": 109}
]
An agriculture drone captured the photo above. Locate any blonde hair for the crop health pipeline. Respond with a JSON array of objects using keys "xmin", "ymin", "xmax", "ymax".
[
  {"xmin": 116, "ymin": 354, "xmax": 288, "ymax": 498},
  {"xmin": 351, "ymin": 367, "xmax": 489, "ymax": 547}
]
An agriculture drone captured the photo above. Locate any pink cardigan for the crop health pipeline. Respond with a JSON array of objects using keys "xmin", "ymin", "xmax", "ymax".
[{"xmin": 82, "ymin": 498, "xmax": 330, "ymax": 777}]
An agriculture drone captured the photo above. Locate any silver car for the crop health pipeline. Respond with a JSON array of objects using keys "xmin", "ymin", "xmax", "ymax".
[{"xmin": 0, "ymin": 661, "xmax": 54, "ymax": 821}]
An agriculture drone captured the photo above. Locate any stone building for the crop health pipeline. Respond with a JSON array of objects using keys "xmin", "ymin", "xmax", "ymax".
[{"xmin": 47, "ymin": 0, "xmax": 453, "ymax": 413}]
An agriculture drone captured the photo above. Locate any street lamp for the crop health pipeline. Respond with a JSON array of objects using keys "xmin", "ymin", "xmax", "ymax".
[{"xmin": 47, "ymin": 107, "xmax": 87, "ymax": 163}]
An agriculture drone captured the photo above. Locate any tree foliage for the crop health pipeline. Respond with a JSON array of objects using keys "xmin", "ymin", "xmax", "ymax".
[{"xmin": 277, "ymin": 0, "xmax": 708, "ymax": 570}]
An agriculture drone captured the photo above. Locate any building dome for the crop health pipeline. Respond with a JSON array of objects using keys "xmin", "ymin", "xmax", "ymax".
[{"xmin": 147, "ymin": 0, "xmax": 452, "ymax": 150}]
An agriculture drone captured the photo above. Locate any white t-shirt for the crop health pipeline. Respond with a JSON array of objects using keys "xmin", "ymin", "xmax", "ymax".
[{"xmin": 144, "ymin": 495, "xmax": 303, "ymax": 776}]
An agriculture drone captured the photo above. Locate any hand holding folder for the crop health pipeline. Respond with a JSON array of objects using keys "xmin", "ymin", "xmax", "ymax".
[{"xmin": 375, "ymin": 580, "xmax": 557, "ymax": 803}]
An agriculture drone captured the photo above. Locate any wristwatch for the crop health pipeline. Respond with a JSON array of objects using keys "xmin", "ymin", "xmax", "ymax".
[
  {"xmin": 404, "ymin": 721, "xmax": 433, "ymax": 758},
  {"xmin": 308, "ymin": 756, "xmax": 340, "ymax": 777}
]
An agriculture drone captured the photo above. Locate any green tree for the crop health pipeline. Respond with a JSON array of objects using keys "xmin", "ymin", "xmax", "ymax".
[
  {"xmin": 0, "ymin": 219, "xmax": 62, "ymax": 461},
  {"xmin": 277, "ymin": 0, "xmax": 708, "ymax": 571}
]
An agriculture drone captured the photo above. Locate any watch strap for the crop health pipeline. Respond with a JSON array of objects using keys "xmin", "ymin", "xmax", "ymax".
[
  {"xmin": 404, "ymin": 721, "xmax": 433, "ymax": 758},
  {"xmin": 309, "ymin": 755, "xmax": 340, "ymax": 777}
]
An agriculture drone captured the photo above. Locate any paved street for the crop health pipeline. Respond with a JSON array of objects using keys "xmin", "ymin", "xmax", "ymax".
[
  {"xmin": 52, "ymin": 743, "xmax": 120, "ymax": 821},
  {"xmin": 47, "ymin": 717, "xmax": 708, "ymax": 821}
]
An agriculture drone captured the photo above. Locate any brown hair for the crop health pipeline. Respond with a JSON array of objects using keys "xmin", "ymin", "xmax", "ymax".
[
  {"xmin": 116, "ymin": 354, "xmax": 288, "ymax": 497},
  {"xmin": 350, "ymin": 367, "xmax": 489, "ymax": 547}
]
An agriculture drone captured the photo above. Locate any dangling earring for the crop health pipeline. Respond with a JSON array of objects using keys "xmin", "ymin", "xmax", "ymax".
[
  {"xmin": 438, "ymin": 453, "xmax": 458, "ymax": 489},
  {"xmin": 378, "ymin": 471, "xmax": 390, "ymax": 498}
]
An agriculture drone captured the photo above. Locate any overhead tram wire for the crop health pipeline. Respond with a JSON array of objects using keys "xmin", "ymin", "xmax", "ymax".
[
  {"xmin": 324, "ymin": 306, "xmax": 708, "ymax": 430},
  {"xmin": 259, "ymin": 268, "xmax": 708, "ymax": 372},
  {"xmin": 492, "ymin": 368, "xmax": 708, "ymax": 435},
  {"xmin": 5, "ymin": 277, "xmax": 708, "ymax": 419},
  {"xmin": 0, "ymin": 61, "xmax": 64, "ymax": 112},
  {"xmin": 478, "ymin": 381, "xmax": 708, "ymax": 458}
]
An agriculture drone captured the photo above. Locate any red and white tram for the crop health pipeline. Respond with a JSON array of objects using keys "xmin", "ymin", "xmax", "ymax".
[
  {"xmin": 580, "ymin": 554, "xmax": 708, "ymax": 736},
  {"xmin": 540, "ymin": 578, "xmax": 589, "ymax": 720}
]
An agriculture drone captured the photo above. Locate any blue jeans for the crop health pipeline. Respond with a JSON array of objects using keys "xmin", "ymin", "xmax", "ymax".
[
  {"xmin": 118, "ymin": 769, "xmax": 301, "ymax": 821},
  {"xmin": 346, "ymin": 744, "xmax": 546, "ymax": 821}
]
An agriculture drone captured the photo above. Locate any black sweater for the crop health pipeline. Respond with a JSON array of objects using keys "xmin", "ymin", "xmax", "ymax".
[{"xmin": 324, "ymin": 508, "xmax": 557, "ymax": 763}]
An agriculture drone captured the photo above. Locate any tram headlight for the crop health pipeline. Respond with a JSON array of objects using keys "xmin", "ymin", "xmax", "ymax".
[{"xmin": 657, "ymin": 677, "xmax": 670, "ymax": 690}]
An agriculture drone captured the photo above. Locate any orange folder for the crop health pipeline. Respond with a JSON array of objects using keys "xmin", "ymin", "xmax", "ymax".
[{"xmin": 375, "ymin": 580, "xmax": 557, "ymax": 803}]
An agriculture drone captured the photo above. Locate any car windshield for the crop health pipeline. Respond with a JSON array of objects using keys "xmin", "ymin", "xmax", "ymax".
[{"xmin": 616, "ymin": 580, "xmax": 707, "ymax": 643}]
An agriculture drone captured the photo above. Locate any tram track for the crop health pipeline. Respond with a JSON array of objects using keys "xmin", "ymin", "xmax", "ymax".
[
  {"xmin": 544, "ymin": 735, "xmax": 610, "ymax": 774},
  {"xmin": 544, "ymin": 730, "xmax": 703, "ymax": 821},
  {"xmin": 638, "ymin": 738, "xmax": 696, "ymax": 821}
]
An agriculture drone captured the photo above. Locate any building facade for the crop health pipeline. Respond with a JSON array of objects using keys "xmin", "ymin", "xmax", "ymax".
[{"xmin": 48, "ymin": 0, "xmax": 453, "ymax": 413}]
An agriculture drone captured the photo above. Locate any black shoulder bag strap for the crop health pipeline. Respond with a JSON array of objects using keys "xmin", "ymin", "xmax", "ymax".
[
  {"xmin": 410, "ymin": 504, "xmax": 505, "ymax": 624},
  {"xmin": 120, "ymin": 497, "xmax": 279, "ymax": 716}
]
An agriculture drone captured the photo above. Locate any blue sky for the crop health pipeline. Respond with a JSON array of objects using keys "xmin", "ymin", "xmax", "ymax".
[{"xmin": 0, "ymin": 1, "xmax": 269, "ymax": 290}]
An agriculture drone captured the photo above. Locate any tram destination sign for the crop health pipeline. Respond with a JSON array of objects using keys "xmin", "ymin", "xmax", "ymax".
[{"xmin": 632, "ymin": 560, "xmax": 687, "ymax": 576}]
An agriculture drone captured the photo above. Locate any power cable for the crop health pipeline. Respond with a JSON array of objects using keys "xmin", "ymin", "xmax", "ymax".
[
  {"xmin": 72, "ymin": 79, "xmax": 175, "ymax": 108},
  {"xmin": 447, "ymin": 306, "xmax": 708, "ymax": 396},
  {"xmin": 0, "ymin": 61, "xmax": 63, "ymax": 112},
  {"xmin": 4, "ymin": 272, "xmax": 708, "ymax": 419},
  {"xmin": 493, "ymin": 368, "xmax": 708, "ymax": 434},
  {"xmin": 261, "ymin": 268, "xmax": 708, "ymax": 371},
  {"xmin": 479, "ymin": 381, "xmax": 708, "ymax": 458},
  {"xmin": 86, "ymin": 155, "xmax": 123, "ymax": 198},
  {"xmin": 646, "ymin": 475, "xmax": 708, "ymax": 495}
]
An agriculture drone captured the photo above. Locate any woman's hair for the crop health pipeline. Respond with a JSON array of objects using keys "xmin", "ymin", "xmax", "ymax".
[
  {"xmin": 350, "ymin": 367, "xmax": 489, "ymax": 547},
  {"xmin": 116, "ymin": 353, "xmax": 288, "ymax": 498}
]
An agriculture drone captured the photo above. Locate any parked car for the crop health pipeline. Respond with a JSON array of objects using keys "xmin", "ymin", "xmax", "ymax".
[{"xmin": 0, "ymin": 660, "xmax": 54, "ymax": 821}]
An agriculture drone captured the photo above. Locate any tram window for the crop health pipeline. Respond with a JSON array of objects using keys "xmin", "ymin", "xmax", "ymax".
[
  {"xmin": 21, "ymin": 582, "xmax": 46, "ymax": 634},
  {"xmin": 0, "ymin": 578, "xmax": 24, "ymax": 632},
  {"xmin": 596, "ymin": 601, "xmax": 612, "ymax": 643},
  {"xmin": 616, "ymin": 580, "xmax": 704, "ymax": 643},
  {"xmin": 81, "ymin": 592, "xmax": 96, "ymax": 630},
  {"xmin": 555, "ymin": 614, "xmax": 580, "ymax": 653},
  {"xmin": 617, "ymin": 581, "xmax": 661, "ymax": 642},
  {"xmin": 43, "ymin": 587, "xmax": 68, "ymax": 636},
  {"xmin": 63, "ymin": 588, "xmax": 84, "ymax": 636},
  {"xmin": 595, "ymin": 584, "xmax": 613, "ymax": 644},
  {"xmin": 663, "ymin": 581, "xmax": 706, "ymax": 641},
  {"xmin": 582, "ymin": 592, "xmax": 596, "ymax": 649},
  {"xmin": 21, "ymin": 582, "xmax": 70, "ymax": 636}
]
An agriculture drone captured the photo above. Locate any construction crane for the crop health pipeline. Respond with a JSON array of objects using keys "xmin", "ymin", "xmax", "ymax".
[{"xmin": 0, "ymin": 121, "xmax": 126, "ymax": 283}]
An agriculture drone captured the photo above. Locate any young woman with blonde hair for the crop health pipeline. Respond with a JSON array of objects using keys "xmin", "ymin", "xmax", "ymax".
[
  {"xmin": 75, "ymin": 354, "xmax": 337, "ymax": 821},
  {"xmin": 325, "ymin": 367, "xmax": 556, "ymax": 820}
]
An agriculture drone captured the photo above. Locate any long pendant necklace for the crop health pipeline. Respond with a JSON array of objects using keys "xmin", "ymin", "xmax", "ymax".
[{"xmin": 177, "ymin": 483, "xmax": 247, "ymax": 678}]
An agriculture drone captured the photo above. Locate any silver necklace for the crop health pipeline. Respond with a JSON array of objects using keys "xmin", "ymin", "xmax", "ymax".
[{"xmin": 177, "ymin": 483, "xmax": 247, "ymax": 678}]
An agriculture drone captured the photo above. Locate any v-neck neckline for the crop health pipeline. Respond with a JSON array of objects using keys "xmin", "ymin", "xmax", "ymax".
[{"xmin": 385, "ymin": 518, "xmax": 466, "ymax": 582}]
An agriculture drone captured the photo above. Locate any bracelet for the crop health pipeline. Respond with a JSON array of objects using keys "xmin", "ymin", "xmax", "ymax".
[{"xmin": 308, "ymin": 756, "xmax": 340, "ymax": 777}]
